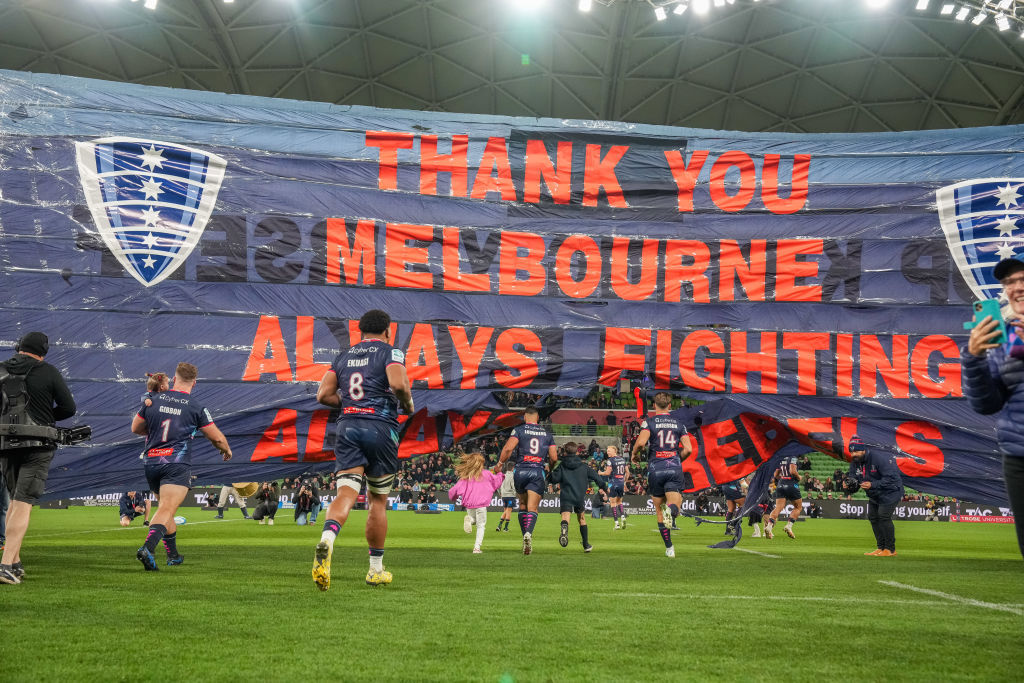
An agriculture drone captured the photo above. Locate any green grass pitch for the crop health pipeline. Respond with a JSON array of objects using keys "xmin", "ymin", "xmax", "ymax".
[{"xmin": 2, "ymin": 508, "xmax": 1022, "ymax": 682}]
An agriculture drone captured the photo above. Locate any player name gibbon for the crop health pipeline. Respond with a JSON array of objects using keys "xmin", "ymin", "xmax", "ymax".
[{"xmin": 158, "ymin": 406, "xmax": 182, "ymax": 415}]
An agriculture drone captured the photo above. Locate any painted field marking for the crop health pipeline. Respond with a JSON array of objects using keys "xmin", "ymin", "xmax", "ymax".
[
  {"xmin": 734, "ymin": 547, "xmax": 781, "ymax": 558},
  {"xmin": 597, "ymin": 592, "xmax": 1022, "ymax": 610},
  {"xmin": 879, "ymin": 580, "xmax": 1023, "ymax": 616}
]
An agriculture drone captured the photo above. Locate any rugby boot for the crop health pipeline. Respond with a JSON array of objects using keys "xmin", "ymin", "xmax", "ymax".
[
  {"xmin": 312, "ymin": 541, "xmax": 332, "ymax": 591},
  {"xmin": 365, "ymin": 568, "xmax": 393, "ymax": 585}
]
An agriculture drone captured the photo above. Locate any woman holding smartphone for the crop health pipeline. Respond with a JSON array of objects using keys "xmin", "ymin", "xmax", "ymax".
[{"xmin": 962, "ymin": 256, "xmax": 1024, "ymax": 560}]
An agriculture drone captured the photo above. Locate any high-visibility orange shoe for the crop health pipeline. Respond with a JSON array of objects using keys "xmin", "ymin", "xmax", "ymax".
[
  {"xmin": 864, "ymin": 549, "xmax": 882, "ymax": 556},
  {"xmin": 877, "ymin": 549, "xmax": 895, "ymax": 557}
]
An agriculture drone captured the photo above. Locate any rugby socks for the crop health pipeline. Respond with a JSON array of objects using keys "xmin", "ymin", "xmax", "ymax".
[
  {"xmin": 162, "ymin": 532, "xmax": 179, "ymax": 558},
  {"xmin": 517, "ymin": 511, "xmax": 527, "ymax": 535},
  {"xmin": 143, "ymin": 524, "xmax": 166, "ymax": 553},
  {"xmin": 560, "ymin": 520, "xmax": 569, "ymax": 534},
  {"xmin": 503, "ymin": 519, "xmax": 509, "ymax": 530},
  {"xmin": 525, "ymin": 512, "xmax": 538, "ymax": 534},
  {"xmin": 612, "ymin": 506, "xmax": 620, "ymax": 522},
  {"xmin": 368, "ymin": 547, "xmax": 385, "ymax": 572},
  {"xmin": 658, "ymin": 522, "xmax": 672, "ymax": 548},
  {"xmin": 320, "ymin": 519, "xmax": 342, "ymax": 549},
  {"xmin": 579, "ymin": 524, "xmax": 589, "ymax": 546}
]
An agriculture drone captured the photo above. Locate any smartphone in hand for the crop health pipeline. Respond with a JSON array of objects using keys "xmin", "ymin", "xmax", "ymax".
[{"xmin": 964, "ymin": 299, "xmax": 1008, "ymax": 345}]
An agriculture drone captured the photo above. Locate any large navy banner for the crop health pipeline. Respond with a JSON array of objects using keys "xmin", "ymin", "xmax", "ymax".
[{"xmin": 0, "ymin": 69, "xmax": 1018, "ymax": 503}]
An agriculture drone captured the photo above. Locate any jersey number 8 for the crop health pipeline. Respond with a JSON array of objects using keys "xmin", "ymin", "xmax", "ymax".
[{"xmin": 348, "ymin": 372, "xmax": 364, "ymax": 400}]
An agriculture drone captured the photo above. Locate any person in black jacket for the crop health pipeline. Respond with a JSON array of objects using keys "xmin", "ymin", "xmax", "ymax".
[
  {"xmin": 253, "ymin": 481, "xmax": 280, "ymax": 525},
  {"xmin": 0, "ymin": 332, "xmax": 76, "ymax": 584},
  {"xmin": 847, "ymin": 435, "xmax": 904, "ymax": 556},
  {"xmin": 549, "ymin": 442, "xmax": 607, "ymax": 552}
]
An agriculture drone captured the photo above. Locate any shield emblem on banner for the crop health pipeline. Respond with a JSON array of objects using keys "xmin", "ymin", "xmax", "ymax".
[
  {"xmin": 75, "ymin": 137, "xmax": 227, "ymax": 287},
  {"xmin": 937, "ymin": 178, "xmax": 1024, "ymax": 302}
]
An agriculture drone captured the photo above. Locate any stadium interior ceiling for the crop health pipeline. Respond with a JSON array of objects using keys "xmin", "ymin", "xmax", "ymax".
[{"xmin": 0, "ymin": 0, "xmax": 1023, "ymax": 133}]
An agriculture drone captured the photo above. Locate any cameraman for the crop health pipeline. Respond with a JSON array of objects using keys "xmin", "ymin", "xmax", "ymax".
[
  {"xmin": 962, "ymin": 255, "xmax": 1024, "ymax": 560},
  {"xmin": 119, "ymin": 490, "xmax": 151, "ymax": 527},
  {"xmin": 0, "ymin": 332, "xmax": 76, "ymax": 585},
  {"xmin": 294, "ymin": 481, "xmax": 318, "ymax": 526},
  {"xmin": 847, "ymin": 435, "xmax": 903, "ymax": 557},
  {"xmin": 253, "ymin": 481, "xmax": 280, "ymax": 525}
]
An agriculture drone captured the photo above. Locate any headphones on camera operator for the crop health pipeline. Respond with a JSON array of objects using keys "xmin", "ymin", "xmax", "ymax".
[{"xmin": 0, "ymin": 333, "xmax": 90, "ymax": 450}]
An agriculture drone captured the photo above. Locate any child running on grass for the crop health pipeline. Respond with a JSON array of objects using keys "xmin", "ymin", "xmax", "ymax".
[{"xmin": 447, "ymin": 452, "xmax": 504, "ymax": 554}]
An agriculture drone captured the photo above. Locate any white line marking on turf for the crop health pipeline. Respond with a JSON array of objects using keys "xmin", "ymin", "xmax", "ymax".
[
  {"xmin": 734, "ymin": 547, "xmax": 781, "ymax": 559},
  {"xmin": 31, "ymin": 518, "xmax": 246, "ymax": 538},
  {"xmin": 596, "ymin": 592, "xmax": 1017, "ymax": 609},
  {"xmin": 878, "ymin": 581, "xmax": 1024, "ymax": 616}
]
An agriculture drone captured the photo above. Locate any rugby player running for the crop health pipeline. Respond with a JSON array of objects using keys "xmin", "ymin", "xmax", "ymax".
[
  {"xmin": 631, "ymin": 392, "xmax": 691, "ymax": 558},
  {"xmin": 494, "ymin": 406, "xmax": 557, "ymax": 555},
  {"xmin": 599, "ymin": 445, "xmax": 630, "ymax": 529},
  {"xmin": 312, "ymin": 310, "xmax": 414, "ymax": 590},
  {"xmin": 132, "ymin": 362, "xmax": 232, "ymax": 570}
]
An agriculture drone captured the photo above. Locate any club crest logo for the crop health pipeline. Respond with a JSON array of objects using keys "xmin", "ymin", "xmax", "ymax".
[
  {"xmin": 75, "ymin": 137, "xmax": 227, "ymax": 287},
  {"xmin": 937, "ymin": 178, "xmax": 1024, "ymax": 302}
]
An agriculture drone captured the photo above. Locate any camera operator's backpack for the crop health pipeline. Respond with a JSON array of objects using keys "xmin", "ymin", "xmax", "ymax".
[{"xmin": 0, "ymin": 365, "xmax": 59, "ymax": 450}]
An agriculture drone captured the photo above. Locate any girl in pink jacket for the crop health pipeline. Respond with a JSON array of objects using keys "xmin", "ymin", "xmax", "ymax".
[{"xmin": 448, "ymin": 452, "xmax": 504, "ymax": 554}]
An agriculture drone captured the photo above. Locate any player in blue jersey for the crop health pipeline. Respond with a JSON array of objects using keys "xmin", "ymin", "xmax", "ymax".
[
  {"xmin": 131, "ymin": 362, "xmax": 232, "ymax": 570},
  {"xmin": 312, "ymin": 310, "xmax": 414, "ymax": 590},
  {"xmin": 766, "ymin": 454, "xmax": 802, "ymax": 540},
  {"xmin": 494, "ymin": 406, "xmax": 557, "ymax": 555},
  {"xmin": 599, "ymin": 445, "xmax": 630, "ymax": 529},
  {"xmin": 631, "ymin": 392, "xmax": 691, "ymax": 558}
]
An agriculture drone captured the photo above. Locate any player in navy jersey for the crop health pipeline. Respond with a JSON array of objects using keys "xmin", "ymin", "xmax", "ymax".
[
  {"xmin": 599, "ymin": 445, "xmax": 630, "ymax": 529},
  {"xmin": 131, "ymin": 362, "xmax": 232, "ymax": 570},
  {"xmin": 494, "ymin": 406, "xmax": 557, "ymax": 555},
  {"xmin": 631, "ymin": 392, "xmax": 691, "ymax": 558},
  {"xmin": 766, "ymin": 454, "xmax": 802, "ymax": 539},
  {"xmin": 312, "ymin": 309, "xmax": 414, "ymax": 590}
]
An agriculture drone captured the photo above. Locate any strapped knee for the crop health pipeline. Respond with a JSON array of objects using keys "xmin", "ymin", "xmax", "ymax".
[
  {"xmin": 337, "ymin": 473, "xmax": 363, "ymax": 493},
  {"xmin": 366, "ymin": 474, "xmax": 395, "ymax": 495}
]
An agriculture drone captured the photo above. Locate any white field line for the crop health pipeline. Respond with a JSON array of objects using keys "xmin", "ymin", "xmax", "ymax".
[
  {"xmin": 597, "ymin": 592, "xmax": 1024, "ymax": 610},
  {"xmin": 735, "ymin": 547, "xmax": 782, "ymax": 559},
  {"xmin": 31, "ymin": 518, "xmax": 246, "ymax": 538},
  {"xmin": 878, "ymin": 580, "xmax": 1024, "ymax": 616}
]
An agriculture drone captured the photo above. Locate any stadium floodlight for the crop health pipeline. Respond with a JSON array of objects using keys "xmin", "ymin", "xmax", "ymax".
[
  {"xmin": 915, "ymin": 0, "xmax": 929, "ymax": 9},
  {"xmin": 865, "ymin": 0, "xmax": 889, "ymax": 8},
  {"xmin": 143, "ymin": 0, "xmax": 157, "ymax": 8},
  {"xmin": 995, "ymin": 12, "xmax": 1011, "ymax": 29},
  {"xmin": 726, "ymin": 0, "xmax": 736, "ymax": 4},
  {"xmin": 955, "ymin": 6, "xmax": 971, "ymax": 19},
  {"xmin": 972, "ymin": 10, "xmax": 987, "ymax": 23},
  {"xmin": 713, "ymin": 0, "xmax": 725, "ymax": 7},
  {"xmin": 654, "ymin": 5, "xmax": 668, "ymax": 20},
  {"xmin": 578, "ymin": 0, "xmax": 592, "ymax": 11},
  {"xmin": 673, "ymin": 3, "xmax": 688, "ymax": 14},
  {"xmin": 693, "ymin": 0, "xmax": 710, "ymax": 14},
  {"xmin": 941, "ymin": 3, "xmax": 955, "ymax": 13}
]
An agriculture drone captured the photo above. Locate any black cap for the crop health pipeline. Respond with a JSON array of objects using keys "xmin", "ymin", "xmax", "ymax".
[
  {"xmin": 16, "ymin": 331, "xmax": 49, "ymax": 357},
  {"xmin": 993, "ymin": 257, "xmax": 1024, "ymax": 281}
]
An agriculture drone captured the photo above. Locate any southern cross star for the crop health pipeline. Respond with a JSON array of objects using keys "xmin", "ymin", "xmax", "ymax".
[
  {"xmin": 138, "ymin": 144, "xmax": 165, "ymax": 172},
  {"xmin": 995, "ymin": 183, "xmax": 1021, "ymax": 209},
  {"xmin": 140, "ymin": 176, "xmax": 163, "ymax": 200},
  {"xmin": 995, "ymin": 215, "xmax": 1017, "ymax": 237}
]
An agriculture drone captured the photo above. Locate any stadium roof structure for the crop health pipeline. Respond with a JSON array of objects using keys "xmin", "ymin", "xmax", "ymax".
[{"xmin": 0, "ymin": 0, "xmax": 1023, "ymax": 132}]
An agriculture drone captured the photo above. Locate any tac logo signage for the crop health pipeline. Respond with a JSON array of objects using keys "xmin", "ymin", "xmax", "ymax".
[
  {"xmin": 75, "ymin": 137, "xmax": 227, "ymax": 287},
  {"xmin": 937, "ymin": 178, "xmax": 1024, "ymax": 302}
]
